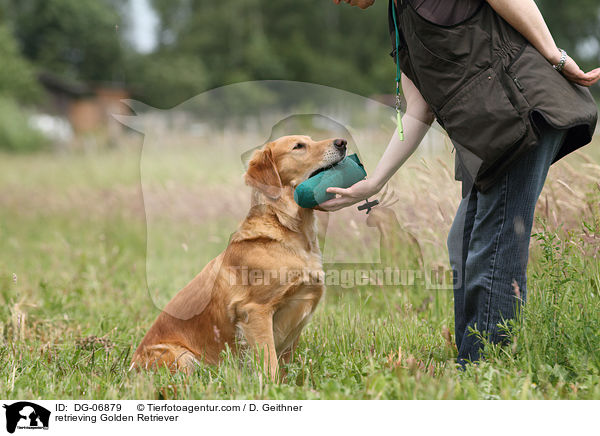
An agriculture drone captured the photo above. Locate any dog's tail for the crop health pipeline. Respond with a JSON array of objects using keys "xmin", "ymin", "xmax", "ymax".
[{"xmin": 129, "ymin": 344, "xmax": 200, "ymax": 375}]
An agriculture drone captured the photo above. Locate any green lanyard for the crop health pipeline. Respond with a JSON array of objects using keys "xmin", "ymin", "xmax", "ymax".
[{"xmin": 391, "ymin": 0, "xmax": 404, "ymax": 140}]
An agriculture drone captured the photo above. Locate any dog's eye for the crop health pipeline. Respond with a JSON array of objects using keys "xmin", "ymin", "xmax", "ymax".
[{"xmin": 293, "ymin": 142, "xmax": 306, "ymax": 150}]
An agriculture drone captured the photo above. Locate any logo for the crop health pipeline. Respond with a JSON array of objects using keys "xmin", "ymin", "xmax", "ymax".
[{"xmin": 2, "ymin": 402, "xmax": 50, "ymax": 433}]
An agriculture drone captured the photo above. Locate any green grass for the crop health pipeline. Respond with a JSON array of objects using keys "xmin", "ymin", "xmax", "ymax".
[{"xmin": 1, "ymin": 143, "xmax": 599, "ymax": 400}]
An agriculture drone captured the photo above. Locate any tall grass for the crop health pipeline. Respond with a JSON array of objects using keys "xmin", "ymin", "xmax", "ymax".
[{"xmin": 0, "ymin": 132, "xmax": 598, "ymax": 399}]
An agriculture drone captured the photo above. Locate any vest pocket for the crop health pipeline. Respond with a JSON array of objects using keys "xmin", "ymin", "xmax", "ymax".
[
  {"xmin": 506, "ymin": 44, "xmax": 597, "ymax": 129},
  {"xmin": 438, "ymin": 67, "xmax": 526, "ymax": 167}
]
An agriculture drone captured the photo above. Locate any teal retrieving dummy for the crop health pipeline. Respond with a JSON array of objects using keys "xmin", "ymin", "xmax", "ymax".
[{"xmin": 293, "ymin": 153, "xmax": 367, "ymax": 208}]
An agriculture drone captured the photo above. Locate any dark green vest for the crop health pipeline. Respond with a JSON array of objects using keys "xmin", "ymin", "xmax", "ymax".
[{"xmin": 388, "ymin": 0, "xmax": 598, "ymax": 193}]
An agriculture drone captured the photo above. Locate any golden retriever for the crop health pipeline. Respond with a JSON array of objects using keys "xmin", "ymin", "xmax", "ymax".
[{"xmin": 131, "ymin": 135, "xmax": 348, "ymax": 380}]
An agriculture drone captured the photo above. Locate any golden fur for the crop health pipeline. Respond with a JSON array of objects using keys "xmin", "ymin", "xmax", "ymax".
[{"xmin": 131, "ymin": 135, "xmax": 346, "ymax": 380}]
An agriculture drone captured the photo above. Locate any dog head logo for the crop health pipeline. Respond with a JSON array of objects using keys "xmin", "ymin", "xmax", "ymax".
[{"xmin": 3, "ymin": 402, "xmax": 50, "ymax": 433}]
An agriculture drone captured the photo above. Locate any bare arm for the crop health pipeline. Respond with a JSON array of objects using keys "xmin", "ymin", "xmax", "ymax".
[
  {"xmin": 369, "ymin": 74, "xmax": 434, "ymax": 191},
  {"xmin": 318, "ymin": 74, "xmax": 434, "ymax": 211},
  {"xmin": 486, "ymin": 0, "xmax": 600, "ymax": 86}
]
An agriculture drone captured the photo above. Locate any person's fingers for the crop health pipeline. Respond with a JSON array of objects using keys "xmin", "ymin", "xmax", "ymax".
[
  {"xmin": 562, "ymin": 58, "xmax": 600, "ymax": 86},
  {"xmin": 319, "ymin": 198, "xmax": 347, "ymax": 209},
  {"xmin": 317, "ymin": 202, "xmax": 342, "ymax": 211},
  {"xmin": 326, "ymin": 187, "xmax": 349, "ymax": 195},
  {"xmin": 317, "ymin": 199, "xmax": 337, "ymax": 210},
  {"xmin": 563, "ymin": 70, "xmax": 583, "ymax": 86},
  {"xmin": 319, "ymin": 205, "xmax": 341, "ymax": 211},
  {"xmin": 568, "ymin": 74, "xmax": 588, "ymax": 86},
  {"xmin": 569, "ymin": 69, "xmax": 600, "ymax": 87},
  {"xmin": 581, "ymin": 68, "xmax": 600, "ymax": 85},
  {"xmin": 318, "ymin": 196, "xmax": 361, "ymax": 211},
  {"xmin": 588, "ymin": 67, "xmax": 600, "ymax": 76}
]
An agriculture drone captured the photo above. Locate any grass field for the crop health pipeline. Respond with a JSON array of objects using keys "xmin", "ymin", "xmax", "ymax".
[{"xmin": 1, "ymin": 130, "xmax": 599, "ymax": 400}]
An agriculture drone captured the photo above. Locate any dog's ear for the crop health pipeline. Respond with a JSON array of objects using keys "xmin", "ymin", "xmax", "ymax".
[{"xmin": 244, "ymin": 146, "xmax": 283, "ymax": 199}]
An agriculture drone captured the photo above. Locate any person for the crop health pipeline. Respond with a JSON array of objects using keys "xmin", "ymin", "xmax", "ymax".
[{"xmin": 323, "ymin": 0, "xmax": 600, "ymax": 365}]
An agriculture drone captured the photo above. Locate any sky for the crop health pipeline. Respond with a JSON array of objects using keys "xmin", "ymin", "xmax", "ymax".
[{"xmin": 127, "ymin": 0, "xmax": 159, "ymax": 53}]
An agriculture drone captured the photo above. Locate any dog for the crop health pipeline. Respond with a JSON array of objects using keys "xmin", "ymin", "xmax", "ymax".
[{"xmin": 131, "ymin": 135, "xmax": 348, "ymax": 380}]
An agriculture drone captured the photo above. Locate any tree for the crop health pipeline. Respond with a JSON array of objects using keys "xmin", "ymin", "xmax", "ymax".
[
  {"xmin": 4, "ymin": 0, "xmax": 128, "ymax": 83},
  {"xmin": 0, "ymin": 24, "xmax": 42, "ymax": 103},
  {"xmin": 145, "ymin": 0, "xmax": 395, "ymax": 104},
  {"xmin": 125, "ymin": 51, "xmax": 209, "ymax": 108}
]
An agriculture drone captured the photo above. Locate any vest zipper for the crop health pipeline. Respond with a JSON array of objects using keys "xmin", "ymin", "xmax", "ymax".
[
  {"xmin": 512, "ymin": 76, "xmax": 524, "ymax": 91},
  {"xmin": 505, "ymin": 44, "xmax": 527, "ymax": 92}
]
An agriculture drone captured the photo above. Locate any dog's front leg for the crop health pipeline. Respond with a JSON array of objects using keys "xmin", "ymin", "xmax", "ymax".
[
  {"xmin": 237, "ymin": 303, "xmax": 279, "ymax": 382},
  {"xmin": 279, "ymin": 337, "xmax": 299, "ymax": 365}
]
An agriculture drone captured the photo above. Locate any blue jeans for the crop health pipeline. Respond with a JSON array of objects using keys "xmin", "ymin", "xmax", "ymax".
[{"xmin": 447, "ymin": 121, "xmax": 566, "ymax": 365}]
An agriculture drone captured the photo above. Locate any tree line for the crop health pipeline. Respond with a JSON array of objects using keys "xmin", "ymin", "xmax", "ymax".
[{"xmin": 0, "ymin": 0, "xmax": 598, "ymax": 110}]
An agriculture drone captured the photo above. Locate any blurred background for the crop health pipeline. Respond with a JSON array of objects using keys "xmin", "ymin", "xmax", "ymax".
[{"xmin": 0, "ymin": 0, "xmax": 598, "ymax": 152}]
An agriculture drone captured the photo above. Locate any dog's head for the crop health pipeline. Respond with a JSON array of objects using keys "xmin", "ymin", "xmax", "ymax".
[{"xmin": 244, "ymin": 135, "xmax": 347, "ymax": 200}]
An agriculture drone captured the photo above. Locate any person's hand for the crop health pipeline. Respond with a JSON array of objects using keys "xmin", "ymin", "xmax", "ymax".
[
  {"xmin": 317, "ymin": 178, "xmax": 380, "ymax": 211},
  {"xmin": 560, "ymin": 56, "xmax": 600, "ymax": 87},
  {"xmin": 332, "ymin": 0, "xmax": 375, "ymax": 10}
]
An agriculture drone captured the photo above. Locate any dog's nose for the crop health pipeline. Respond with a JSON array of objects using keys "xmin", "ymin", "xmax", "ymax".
[{"xmin": 333, "ymin": 138, "xmax": 347, "ymax": 151}]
